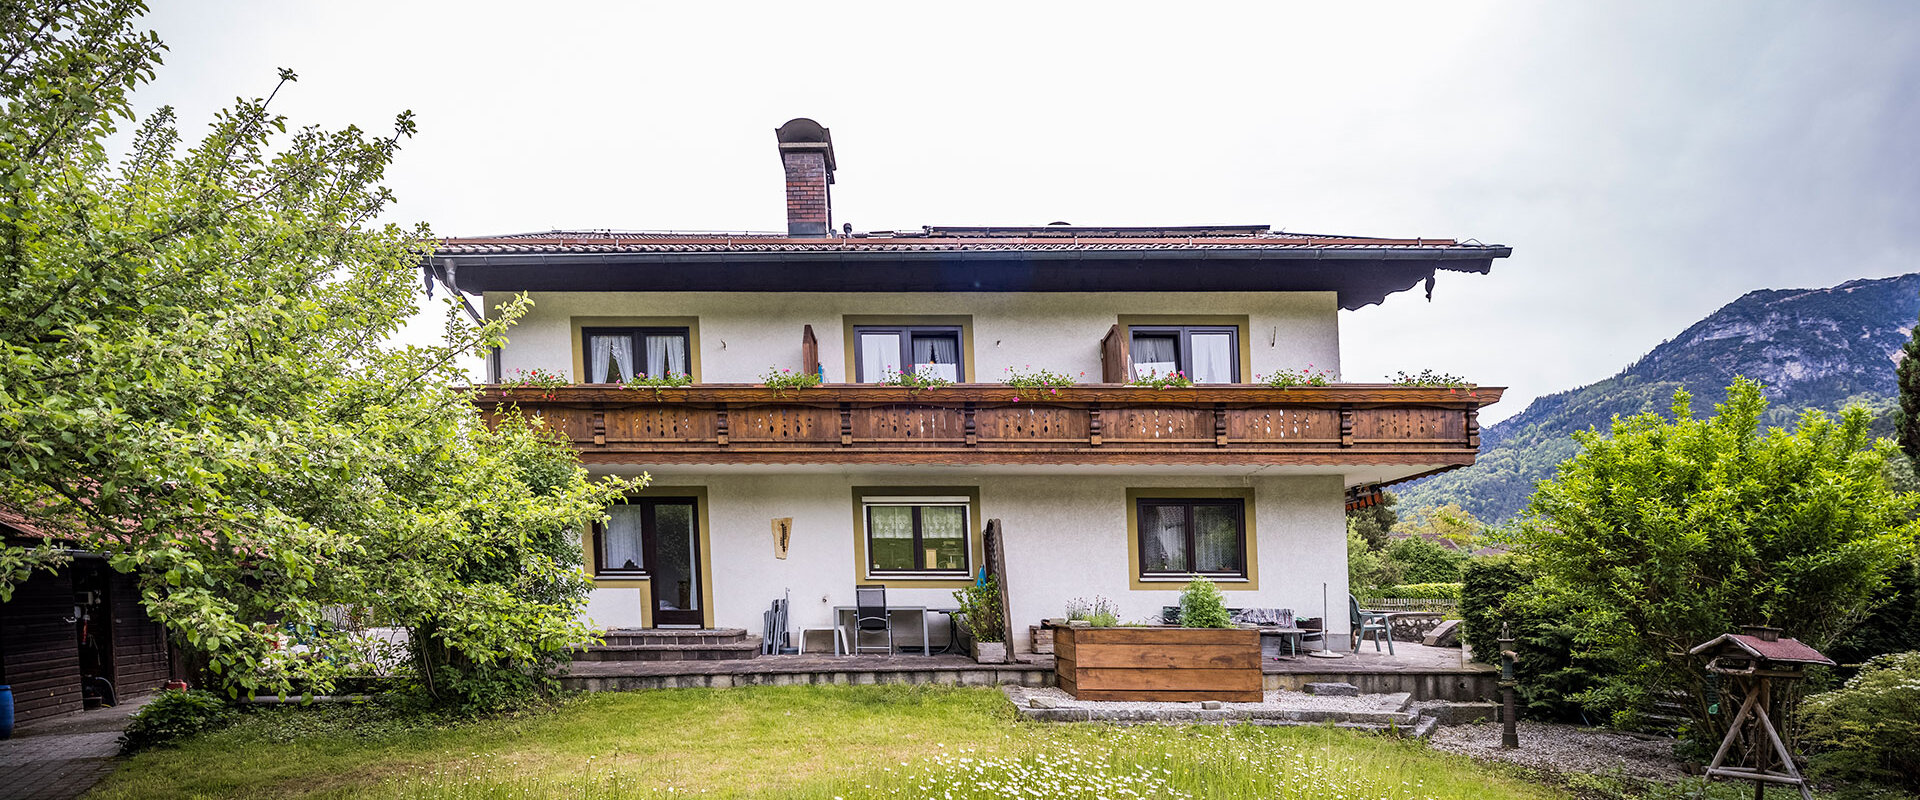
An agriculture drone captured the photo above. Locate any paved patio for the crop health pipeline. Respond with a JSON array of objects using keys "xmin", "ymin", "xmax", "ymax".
[{"xmin": 0, "ymin": 695, "xmax": 151, "ymax": 800}]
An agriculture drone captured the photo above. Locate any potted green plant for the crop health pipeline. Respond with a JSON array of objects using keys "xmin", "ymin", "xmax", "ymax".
[{"xmin": 953, "ymin": 576, "xmax": 1006, "ymax": 663}]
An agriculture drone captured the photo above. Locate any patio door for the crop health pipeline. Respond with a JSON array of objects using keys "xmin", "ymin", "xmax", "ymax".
[{"xmin": 644, "ymin": 499, "xmax": 703, "ymax": 627}]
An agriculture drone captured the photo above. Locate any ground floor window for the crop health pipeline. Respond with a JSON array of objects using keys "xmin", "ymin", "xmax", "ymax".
[
  {"xmin": 1135, "ymin": 497, "xmax": 1247, "ymax": 579},
  {"xmin": 863, "ymin": 496, "xmax": 971, "ymax": 576}
]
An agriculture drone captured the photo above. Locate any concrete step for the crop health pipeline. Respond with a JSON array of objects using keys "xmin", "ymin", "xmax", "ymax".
[
  {"xmin": 577, "ymin": 637, "xmax": 763, "ymax": 662},
  {"xmin": 601, "ymin": 628, "xmax": 749, "ymax": 647}
]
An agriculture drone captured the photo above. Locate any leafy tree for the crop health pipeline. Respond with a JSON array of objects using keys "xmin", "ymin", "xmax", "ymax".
[
  {"xmin": 1897, "ymin": 311, "xmax": 1920, "ymax": 474},
  {"xmin": 0, "ymin": 1, "xmax": 637, "ymax": 703},
  {"xmin": 1347, "ymin": 523, "xmax": 1394, "ymax": 594},
  {"xmin": 1346, "ymin": 491, "xmax": 1397, "ymax": 551},
  {"xmin": 1391, "ymin": 502, "xmax": 1484, "ymax": 550},
  {"xmin": 1383, "ymin": 536, "xmax": 1468, "ymax": 584},
  {"xmin": 1517, "ymin": 377, "xmax": 1918, "ymax": 733}
]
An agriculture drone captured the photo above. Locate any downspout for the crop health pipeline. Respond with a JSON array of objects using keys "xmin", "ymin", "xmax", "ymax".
[{"xmin": 427, "ymin": 258, "xmax": 485, "ymax": 326}]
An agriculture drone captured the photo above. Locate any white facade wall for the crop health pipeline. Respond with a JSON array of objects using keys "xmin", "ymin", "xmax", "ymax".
[
  {"xmin": 485, "ymin": 291, "xmax": 1340, "ymax": 383},
  {"xmin": 581, "ymin": 471, "xmax": 1353, "ymax": 651},
  {"xmin": 492, "ymin": 289, "xmax": 1357, "ymax": 650}
]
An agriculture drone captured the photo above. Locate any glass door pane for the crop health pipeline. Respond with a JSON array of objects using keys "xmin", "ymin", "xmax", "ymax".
[
  {"xmin": 859, "ymin": 332, "xmax": 902, "ymax": 382},
  {"xmin": 644, "ymin": 333, "xmax": 688, "ymax": 378},
  {"xmin": 587, "ymin": 334, "xmax": 635, "ymax": 383},
  {"xmin": 1189, "ymin": 332, "xmax": 1234, "ymax": 383},
  {"xmin": 650, "ymin": 502, "xmax": 701, "ymax": 625},
  {"xmin": 911, "ymin": 333, "xmax": 960, "ymax": 382},
  {"xmin": 1130, "ymin": 334, "xmax": 1179, "ymax": 380}
]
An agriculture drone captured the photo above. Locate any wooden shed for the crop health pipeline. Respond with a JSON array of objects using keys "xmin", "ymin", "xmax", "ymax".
[{"xmin": 1, "ymin": 528, "xmax": 177, "ymax": 725}]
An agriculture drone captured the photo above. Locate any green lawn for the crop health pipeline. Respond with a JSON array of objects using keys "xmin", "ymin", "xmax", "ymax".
[{"xmin": 91, "ymin": 685, "xmax": 1569, "ymax": 800}]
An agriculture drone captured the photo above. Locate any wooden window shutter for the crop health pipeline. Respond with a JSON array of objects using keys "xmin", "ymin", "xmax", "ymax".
[
  {"xmin": 1100, "ymin": 324, "xmax": 1130, "ymax": 383},
  {"xmin": 801, "ymin": 324, "xmax": 820, "ymax": 378}
]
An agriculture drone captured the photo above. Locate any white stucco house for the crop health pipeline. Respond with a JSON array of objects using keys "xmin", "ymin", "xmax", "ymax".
[{"xmin": 424, "ymin": 118, "xmax": 1508, "ymax": 655}]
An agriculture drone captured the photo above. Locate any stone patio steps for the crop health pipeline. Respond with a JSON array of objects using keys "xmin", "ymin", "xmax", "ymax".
[{"xmin": 578, "ymin": 628, "xmax": 761, "ymax": 662}]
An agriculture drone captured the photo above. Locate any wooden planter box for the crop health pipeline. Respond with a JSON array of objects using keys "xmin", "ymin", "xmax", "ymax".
[
  {"xmin": 1030, "ymin": 625, "xmax": 1055, "ymax": 655},
  {"xmin": 1054, "ymin": 627, "xmax": 1261, "ymax": 702}
]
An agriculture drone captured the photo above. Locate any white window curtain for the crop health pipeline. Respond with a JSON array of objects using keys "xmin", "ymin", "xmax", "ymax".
[
  {"xmin": 646, "ymin": 334, "xmax": 688, "ymax": 378},
  {"xmin": 1141, "ymin": 505, "xmax": 1189, "ymax": 572},
  {"xmin": 1131, "ymin": 335, "xmax": 1179, "ymax": 380},
  {"xmin": 912, "ymin": 335, "xmax": 959, "ymax": 382},
  {"xmin": 860, "ymin": 332, "xmax": 902, "ymax": 382},
  {"xmin": 867, "ymin": 504, "xmax": 914, "ymax": 571},
  {"xmin": 1193, "ymin": 504, "xmax": 1241, "ymax": 573},
  {"xmin": 868, "ymin": 506, "xmax": 914, "ymax": 539},
  {"xmin": 604, "ymin": 505, "xmax": 646, "ymax": 572},
  {"xmin": 589, "ymin": 335, "xmax": 635, "ymax": 384},
  {"xmin": 1190, "ymin": 333, "xmax": 1234, "ymax": 384},
  {"xmin": 920, "ymin": 506, "xmax": 965, "ymax": 541}
]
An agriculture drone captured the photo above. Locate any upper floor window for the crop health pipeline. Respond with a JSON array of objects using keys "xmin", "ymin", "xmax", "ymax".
[
  {"xmin": 583, "ymin": 327, "xmax": 689, "ymax": 383},
  {"xmin": 1130, "ymin": 325, "xmax": 1238, "ymax": 384},
  {"xmin": 855, "ymin": 326, "xmax": 963, "ymax": 383}
]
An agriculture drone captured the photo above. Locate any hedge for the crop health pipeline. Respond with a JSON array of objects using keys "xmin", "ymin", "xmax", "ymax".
[{"xmin": 1378, "ymin": 582, "xmax": 1462, "ymax": 601}]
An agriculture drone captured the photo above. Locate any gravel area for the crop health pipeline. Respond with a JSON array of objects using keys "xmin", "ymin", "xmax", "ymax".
[
  {"xmin": 1004, "ymin": 685, "xmax": 1411, "ymax": 715},
  {"xmin": 1427, "ymin": 720, "xmax": 1688, "ymax": 781}
]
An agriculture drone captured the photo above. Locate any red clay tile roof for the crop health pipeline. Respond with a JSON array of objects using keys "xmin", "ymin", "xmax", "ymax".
[
  {"xmin": 1689, "ymin": 633, "xmax": 1835, "ymax": 666},
  {"xmin": 434, "ymin": 226, "xmax": 1500, "ymax": 257}
]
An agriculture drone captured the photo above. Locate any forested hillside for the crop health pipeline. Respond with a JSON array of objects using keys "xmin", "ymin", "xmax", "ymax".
[{"xmin": 1397, "ymin": 273, "xmax": 1920, "ymax": 522}]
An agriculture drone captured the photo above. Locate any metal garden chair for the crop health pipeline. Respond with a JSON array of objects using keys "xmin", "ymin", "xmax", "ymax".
[
  {"xmin": 1350, "ymin": 593, "xmax": 1396, "ymax": 655},
  {"xmin": 853, "ymin": 584, "xmax": 894, "ymax": 655}
]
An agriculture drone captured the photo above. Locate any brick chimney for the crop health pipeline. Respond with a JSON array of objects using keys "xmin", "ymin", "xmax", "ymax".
[{"xmin": 775, "ymin": 118, "xmax": 835, "ymax": 237}]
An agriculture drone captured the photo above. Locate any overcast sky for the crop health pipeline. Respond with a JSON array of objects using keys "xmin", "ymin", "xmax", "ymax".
[{"xmin": 135, "ymin": 1, "xmax": 1920, "ymax": 423}]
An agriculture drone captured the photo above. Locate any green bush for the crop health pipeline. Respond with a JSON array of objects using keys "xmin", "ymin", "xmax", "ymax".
[
  {"xmin": 1459, "ymin": 556, "xmax": 1594, "ymax": 722},
  {"xmin": 120, "ymin": 689, "xmax": 238, "ymax": 753},
  {"xmin": 1384, "ymin": 537, "xmax": 1468, "ymax": 584},
  {"xmin": 1460, "ymin": 557, "xmax": 1527, "ymax": 659},
  {"xmin": 1829, "ymin": 558, "xmax": 1920, "ymax": 667},
  {"xmin": 1800, "ymin": 651, "xmax": 1920, "ymax": 790},
  {"xmin": 1178, "ymin": 576, "xmax": 1232, "ymax": 628},
  {"xmin": 1378, "ymin": 583, "xmax": 1462, "ymax": 600}
]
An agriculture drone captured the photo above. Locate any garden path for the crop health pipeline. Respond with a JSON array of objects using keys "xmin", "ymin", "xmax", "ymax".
[{"xmin": 0, "ymin": 695, "xmax": 151, "ymax": 800}]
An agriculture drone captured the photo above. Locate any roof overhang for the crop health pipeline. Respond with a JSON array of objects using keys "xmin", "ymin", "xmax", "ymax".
[{"xmin": 425, "ymin": 245, "xmax": 1510, "ymax": 310}]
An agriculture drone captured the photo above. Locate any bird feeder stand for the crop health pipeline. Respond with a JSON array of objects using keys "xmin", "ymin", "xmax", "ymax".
[{"xmin": 1687, "ymin": 625, "xmax": 1833, "ymax": 800}]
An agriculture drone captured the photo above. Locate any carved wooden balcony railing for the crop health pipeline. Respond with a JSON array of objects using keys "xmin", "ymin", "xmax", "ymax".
[{"xmin": 473, "ymin": 384, "xmax": 1502, "ymax": 467}]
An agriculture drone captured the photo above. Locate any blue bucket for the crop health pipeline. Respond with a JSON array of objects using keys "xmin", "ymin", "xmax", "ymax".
[{"xmin": 0, "ymin": 684, "xmax": 14, "ymax": 740}]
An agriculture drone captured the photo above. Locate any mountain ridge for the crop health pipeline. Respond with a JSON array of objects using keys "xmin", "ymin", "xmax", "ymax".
[{"xmin": 1397, "ymin": 273, "xmax": 1920, "ymax": 523}]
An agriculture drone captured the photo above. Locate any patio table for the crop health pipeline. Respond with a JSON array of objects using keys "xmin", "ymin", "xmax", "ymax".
[
  {"xmin": 831, "ymin": 605, "xmax": 938, "ymax": 656},
  {"xmin": 1259, "ymin": 627, "xmax": 1307, "ymax": 658}
]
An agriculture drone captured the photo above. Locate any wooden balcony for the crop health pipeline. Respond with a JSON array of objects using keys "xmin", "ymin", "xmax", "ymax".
[{"xmin": 473, "ymin": 384, "xmax": 1502, "ymax": 467}]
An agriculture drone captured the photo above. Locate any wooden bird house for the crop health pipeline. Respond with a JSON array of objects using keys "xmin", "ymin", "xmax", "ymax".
[{"xmin": 1687, "ymin": 625, "xmax": 1834, "ymax": 800}]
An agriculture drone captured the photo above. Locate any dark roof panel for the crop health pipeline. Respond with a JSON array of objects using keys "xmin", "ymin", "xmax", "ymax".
[{"xmin": 426, "ymin": 228, "xmax": 1512, "ymax": 309}]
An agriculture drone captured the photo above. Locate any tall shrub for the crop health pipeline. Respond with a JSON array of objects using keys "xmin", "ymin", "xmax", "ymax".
[
  {"xmin": 1517, "ymin": 378, "xmax": 1918, "ymax": 731},
  {"xmin": 1384, "ymin": 536, "xmax": 1467, "ymax": 584},
  {"xmin": 1459, "ymin": 556, "xmax": 1593, "ymax": 721}
]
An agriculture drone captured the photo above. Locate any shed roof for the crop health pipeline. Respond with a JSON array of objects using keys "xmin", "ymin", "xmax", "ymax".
[{"xmin": 1688, "ymin": 633, "xmax": 1835, "ymax": 667}]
